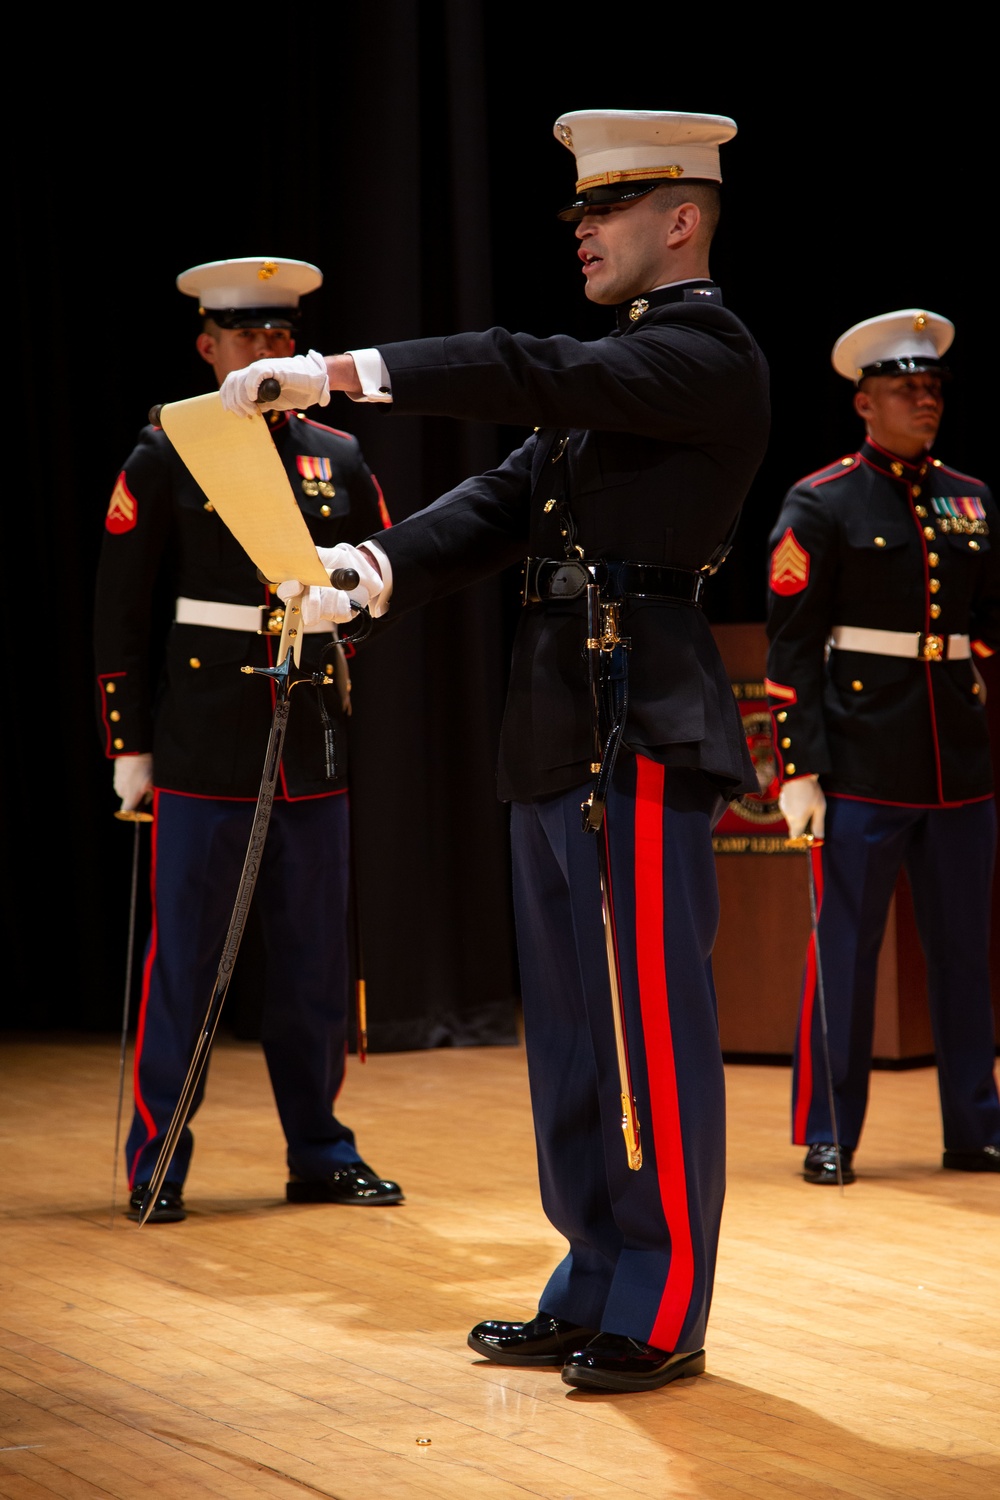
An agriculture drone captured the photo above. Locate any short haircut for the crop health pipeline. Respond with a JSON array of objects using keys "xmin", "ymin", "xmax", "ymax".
[{"xmin": 650, "ymin": 180, "xmax": 721, "ymax": 240}]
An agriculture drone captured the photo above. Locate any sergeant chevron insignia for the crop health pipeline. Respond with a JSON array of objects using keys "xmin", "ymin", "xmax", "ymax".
[
  {"xmin": 106, "ymin": 471, "xmax": 138, "ymax": 534},
  {"xmin": 769, "ymin": 527, "xmax": 810, "ymax": 595}
]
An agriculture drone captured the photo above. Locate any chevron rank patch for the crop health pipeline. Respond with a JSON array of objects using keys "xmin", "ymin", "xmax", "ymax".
[
  {"xmin": 769, "ymin": 527, "xmax": 810, "ymax": 595},
  {"xmin": 105, "ymin": 472, "xmax": 137, "ymax": 534}
]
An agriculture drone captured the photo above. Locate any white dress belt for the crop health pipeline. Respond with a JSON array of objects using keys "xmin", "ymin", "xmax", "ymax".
[
  {"xmin": 175, "ymin": 597, "xmax": 335, "ymax": 635},
  {"xmin": 830, "ymin": 625, "xmax": 971, "ymax": 661}
]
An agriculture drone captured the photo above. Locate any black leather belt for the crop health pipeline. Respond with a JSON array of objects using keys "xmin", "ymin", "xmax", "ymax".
[{"xmin": 521, "ymin": 557, "xmax": 705, "ymax": 607}]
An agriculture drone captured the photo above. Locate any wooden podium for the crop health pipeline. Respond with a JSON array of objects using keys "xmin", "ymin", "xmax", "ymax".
[{"xmin": 710, "ymin": 623, "xmax": 1000, "ymax": 1064}]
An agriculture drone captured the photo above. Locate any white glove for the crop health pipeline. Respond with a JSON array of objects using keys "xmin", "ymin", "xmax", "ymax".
[
  {"xmin": 779, "ymin": 774, "xmax": 826, "ymax": 839},
  {"xmin": 277, "ymin": 543, "xmax": 385, "ymax": 626},
  {"xmin": 218, "ymin": 350, "xmax": 331, "ymax": 417},
  {"xmin": 114, "ymin": 753, "xmax": 154, "ymax": 812}
]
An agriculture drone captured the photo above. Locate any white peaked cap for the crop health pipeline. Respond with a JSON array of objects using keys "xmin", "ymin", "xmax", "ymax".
[
  {"xmin": 176, "ymin": 256, "xmax": 322, "ymax": 312},
  {"xmin": 553, "ymin": 109, "xmax": 737, "ymax": 189},
  {"xmin": 832, "ymin": 308, "xmax": 955, "ymax": 382}
]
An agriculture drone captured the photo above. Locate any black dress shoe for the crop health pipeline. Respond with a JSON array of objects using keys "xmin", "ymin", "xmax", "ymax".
[
  {"xmin": 127, "ymin": 1181, "xmax": 186, "ymax": 1223},
  {"xmin": 468, "ymin": 1313, "xmax": 598, "ymax": 1366},
  {"xmin": 561, "ymin": 1333, "xmax": 705, "ymax": 1392},
  {"xmin": 942, "ymin": 1145, "xmax": 1000, "ymax": 1173},
  {"xmin": 803, "ymin": 1143, "xmax": 856, "ymax": 1185},
  {"xmin": 286, "ymin": 1162, "xmax": 404, "ymax": 1204}
]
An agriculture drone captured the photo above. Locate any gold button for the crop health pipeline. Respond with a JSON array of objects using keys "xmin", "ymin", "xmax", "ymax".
[
  {"xmin": 891, "ymin": 461, "xmax": 904, "ymax": 477},
  {"xmin": 841, "ymin": 456, "xmax": 853, "ymax": 466},
  {"xmin": 776, "ymin": 710, "xmax": 788, "ymax": 722},
  {"xmin": 928, "ymin": 553, "xmax": 939, "ymax": 567},
  {"xmin": 109, "ymin": 710, "xmax": 120, "ymax": 722},
  {"xmin": 785, "ymin": 762, "xmax": 797, "ymax": 775},
  {"xmin": 929, "ymin": 578, "xmax": 941, "ymax": 593},
  {"xmin": 929, "ymin": 603, "xmax": 941, "ymax": 619},
  {"xmin": 780, "ymin": 737, "xmax": 791, "ymax": 749},
  {"xmin": 969, "ymin": 540, "xmax": 981, "ymax": 551},
  {"xmin": 852, "ymin": 680, "xmax": 864, "ymax": 692},
  {"xmin": 923, "ymin": 526, "xmax": 935, "ymax": 540},
  {"xmin": 912, "ymin": 485, "xmax": 922, "ymax": 498},
  {"xmin": 113, "ymin": 738, "xmax": 124, "ymax": 750},
  {"xmin": 204, "ymin": 501, "xmax": 215, "ymax": 512},
  {"xmin": 189, "ymin": 657, "xmax": 201, "ymax": 669},
  {"xmin": 973, "ymin": 683, "xmax": 981, "ymax": 696},
  {"xmin": 932, "ymin": 458, "xmax": 942, "ymax": 467},
  {"xmin": 544, "ymin": 498, "xmax": 557, "ymax": 513},
  {"xmin": 105, "ymin": 682, "xmax": 116, "ymax": 694},
  {"xmin": 320, "ymin": 505, "xmax": 331, "ymax": 517},
  {"xmin": 914, "ymin": 505, "xmax": 928, "ymax": 517},
  {"xmin": 874, "ymin": 536, "xmax": 886, "ymax": 547}
]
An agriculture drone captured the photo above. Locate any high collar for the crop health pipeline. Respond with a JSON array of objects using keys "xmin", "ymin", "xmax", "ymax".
[
  {"xmin": 860, "ymin": 435, "xmax": 933, "ymax": 483},
  {"xmin": 614, "ymin": 279, "xmax": 722, "ymax": 332}
]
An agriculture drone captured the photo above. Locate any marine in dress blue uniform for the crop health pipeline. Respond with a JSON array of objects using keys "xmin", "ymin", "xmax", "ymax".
[
  {"xmin": 766, "ymin": 308, "xmax": 1000, "ymax": 1184},
  {"xmin": 218, "ymin": 111, "xmax": 771, "ymax": 1391},
  {"xmin": 93, "ymin": 257, "xmax": 402, "ymax": 1221}
]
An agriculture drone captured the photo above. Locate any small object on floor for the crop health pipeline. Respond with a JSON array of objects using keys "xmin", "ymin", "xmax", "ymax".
[
  {"xmin": 942, "ymin": 1145, "xmax": 1000, "ymax": 1173},
  {"xmin": 803, "ymin": 1143, "xmax": 856, "ymax": 1185},
  {"xmin": 468, "ymin": 1312, "xmax": 597, "ymax": 1366},
  {"xmin": 561, "ymin": 1333, "xmax": 706, "ymax": 1392},
  {"xmin": 286, "ymin": 1162, "xmax": 404, "ymax": 1204},
  {"xmin": 128, "ymin": 1181, "xmax": 186, "ymax": 1223}
]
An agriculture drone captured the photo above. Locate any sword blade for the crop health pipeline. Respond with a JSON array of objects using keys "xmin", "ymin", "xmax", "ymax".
[
  {"xmin": 804, "ymin": 839, "xmax": 844, "ymax": 1193},
  {"xmin": 594, "ymin": 817, "xmax": 642, "ymax": 1171},
  {"xmin": 136, "ymin": 652, "xmax": 294, "ymax": 1226}
]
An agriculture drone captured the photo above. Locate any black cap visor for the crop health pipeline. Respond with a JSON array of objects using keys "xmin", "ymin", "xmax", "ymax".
[
  {"xmin": 201, "ymin": 305, "xmax": 299, "ymax": 331},
  {"xmin": 557, "ymin": 179, "xmax": 663, "ymax": 222},
  {"xmin": 858, "ymin": 357, "xmax": 951, "ymax": 382}
]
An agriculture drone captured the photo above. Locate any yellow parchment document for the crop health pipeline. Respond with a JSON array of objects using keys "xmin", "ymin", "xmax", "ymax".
[{"xmin": 159, "ymin": 393, "xmax": 331, "ymax": 588}]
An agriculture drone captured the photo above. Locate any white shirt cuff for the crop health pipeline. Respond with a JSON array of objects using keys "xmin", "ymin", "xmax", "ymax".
[
  {"xmin": 347, "ymin": 349, "xmax": 393, "ymax": 402},
  {"xmin": 363, "ymin": 540, "xmax": 393, "ymax": 615}
]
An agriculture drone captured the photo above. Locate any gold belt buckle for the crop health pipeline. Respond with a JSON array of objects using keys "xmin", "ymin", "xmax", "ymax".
[
  {"xmin": 263, "ymin": 606, "xmax": 285, "ymax": 635},
  {"xmin": 921, "ymin": 633, "xmax": 944, "ymax": 661}
]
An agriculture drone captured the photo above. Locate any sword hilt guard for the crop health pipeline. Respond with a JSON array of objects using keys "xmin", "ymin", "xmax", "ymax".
[{"xmin": 785, "ymin": 833, "xmax": 825, "ymax": 850}]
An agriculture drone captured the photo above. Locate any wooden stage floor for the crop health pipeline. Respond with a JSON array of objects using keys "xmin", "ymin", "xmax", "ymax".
[{"xmin": 1, "ymin": 1033, "xmax": 997, "ymax": 1499}]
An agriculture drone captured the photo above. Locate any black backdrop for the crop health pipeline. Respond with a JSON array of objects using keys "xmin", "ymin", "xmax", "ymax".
[{"xmin": 6, "ymin": 11, "xmax": 992, "ymax": 1044}]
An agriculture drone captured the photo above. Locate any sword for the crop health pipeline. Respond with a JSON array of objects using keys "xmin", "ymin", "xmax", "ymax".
[
  {"xmin": 785, "ymin": 831, "xmax": 844, "ymax": 1193},
  {"xmin": 109, "ymin": 807, "xmax": 153, "ymax": 1229},
  {"xmin": 136, "ymin": 566, "xmax": 361, "ymax": 1225},
  {"xmin": 581, "ymin": 583, "xmax": 641, "ymax": 1170}
]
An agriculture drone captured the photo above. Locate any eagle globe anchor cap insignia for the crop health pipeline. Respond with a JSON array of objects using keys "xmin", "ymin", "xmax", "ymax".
[{"xmin": 552, "ymin": 108, "xmax": 737, "ymax": 221}]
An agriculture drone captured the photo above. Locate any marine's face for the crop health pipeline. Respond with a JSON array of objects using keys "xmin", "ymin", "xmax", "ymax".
[
  {"xmin": 574, "ymin": 192, "xmax": 673, "ymax": 305},
  {"xmin": 854, "ymin": 371, "xmax": 944, "ymax": 460},
  {"xmin": 196, "ymin": 323, "xmax": 296, "ymax": 385}
]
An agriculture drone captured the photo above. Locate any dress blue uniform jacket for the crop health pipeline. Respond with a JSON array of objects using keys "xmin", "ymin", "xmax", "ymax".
[
  {"xmin": 94, "ymin": 409, "xmax": 390, "ymax": 797},
  {"xmin": 765, "ymin": 437, "xmax": 1000, "ymax": 805},
  {"xmin": 369, "ymin": 283, "xmax": 770, "ymax": 802}
]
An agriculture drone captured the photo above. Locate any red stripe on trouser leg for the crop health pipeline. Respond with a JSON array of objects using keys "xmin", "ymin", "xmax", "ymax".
[
  {"xmin": 633, "ymin": 756, "xmax": 695, "ymax": 1352},
  {"xmin": 792, "ymin": 841, "xmax": 825, "ymax": 1145},
  {"xmin": 129, "ymin": 790, "xmax": 160, "ymax": 1187}
]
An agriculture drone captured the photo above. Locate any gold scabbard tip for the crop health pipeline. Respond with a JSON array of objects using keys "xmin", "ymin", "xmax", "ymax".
[{"xmin": 241, "ymin": 665, "xmax": 254, "ymax": 674}]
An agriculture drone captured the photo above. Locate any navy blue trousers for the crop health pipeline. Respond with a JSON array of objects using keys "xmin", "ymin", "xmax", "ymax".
[
  {"xmin": 510, "ymin": 756, "xmax": 727, "ymax": 1355},
  {"xmin": 792, "ymin": 795, "xmax": 1000, "ymax": 1152},
  {"xmin": 126, "ymin": 789, "xmax": 360, "ymax": 1188}
]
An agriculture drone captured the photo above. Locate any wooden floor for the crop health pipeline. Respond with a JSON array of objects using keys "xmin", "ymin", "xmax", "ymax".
[{"xmin": 1, "ymin": 1034, "xmax": 997, "ymax": 1499}]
